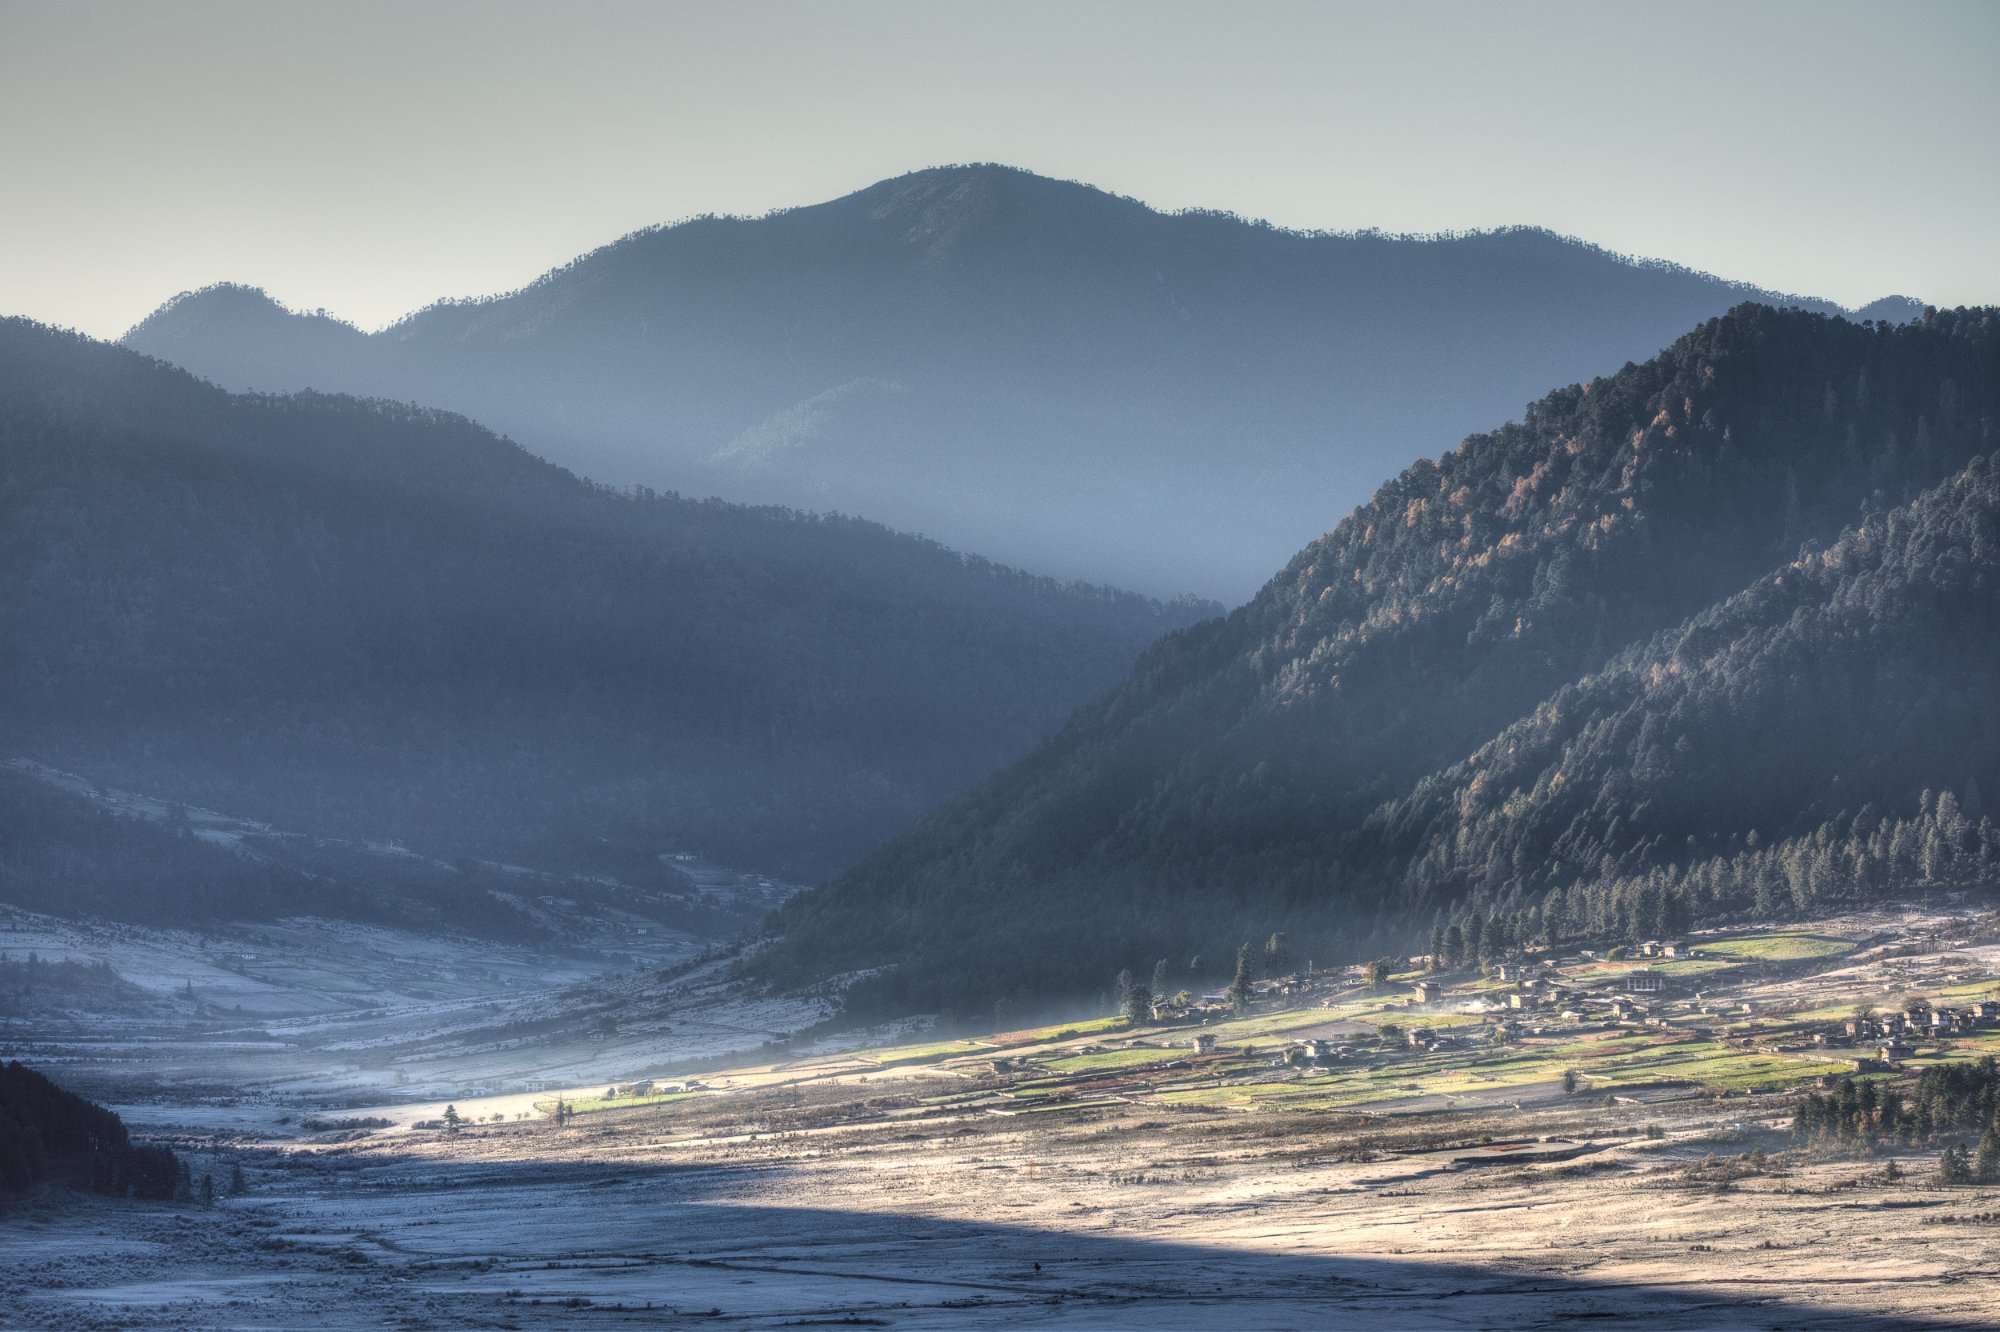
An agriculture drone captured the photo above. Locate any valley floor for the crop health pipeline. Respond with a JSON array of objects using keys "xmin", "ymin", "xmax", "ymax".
[
  {"xmin": 5, "ymin": 908, "xmax": 1999, "ymax": 1329},
  {"xmin": 4, "ymin": 1081, "xmax": 1997, "ymax": 1329}
]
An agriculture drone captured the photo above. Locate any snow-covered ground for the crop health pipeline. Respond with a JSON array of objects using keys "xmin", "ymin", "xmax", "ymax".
[
  {"xmin": 0, "ymin": 899, "xmax": 828, "ymax": 1131},
  {"xmin": 0, "ymin": 758, "xmax": 833, "ymax": 1123}
]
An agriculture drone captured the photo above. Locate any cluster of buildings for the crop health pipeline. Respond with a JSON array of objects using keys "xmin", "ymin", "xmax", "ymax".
[
  {"xmin": 1633, "ymin": 940, "xmax": 1699, "ymax": 960},
  {"xmin": 1270, "ymin": 1028, "xmax": 1471, "ymax": 1066},
  {"xmin": 1814, "ymin": 998, "xmax": 2000, "ymax": 1069},
  {"xmin": 1837, "ymin": 1000, "xmax": 1998, "ymax": 1042},
  {"xmin": 1137, "ymin": 926, "xmax": 1997, "ymax": 1085},
  {"xmin": 1278, "ymin": 1036, "xmax": 1370, "ymax": 1065}
]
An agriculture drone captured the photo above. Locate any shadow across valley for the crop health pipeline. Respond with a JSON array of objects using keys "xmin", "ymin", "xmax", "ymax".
[{"xmin": 125, "ymin": 1147, "xmax": 1972, "ymax": 1330}]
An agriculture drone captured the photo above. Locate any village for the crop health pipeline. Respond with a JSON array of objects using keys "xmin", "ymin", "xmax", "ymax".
[
  {"xmin": 816, "ymin": 912, "xmax": 2000, "ymax": 1125},
  {"xmin": 1190, "ymin": 931, "xmax": 2000, "ymax": 1080},
  {"xmin": 354, "ymin": 909, "xmax": 1999, "ymax": 1136}
]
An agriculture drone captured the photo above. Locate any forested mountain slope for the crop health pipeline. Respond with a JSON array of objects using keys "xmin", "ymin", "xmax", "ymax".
[
  {"xmin": 0, "ymin": 768, "xmax": 319, "ymax": 925},
  {"xmin": 121, "ymin": 165, "xmax": 1918, "ymax": 601},
  {"xmin": 1371, "ymin": 447, "xmax": 2000, "ymax": 944},
  {"xmin": 764, "ymin": 306, "xmax": 2000, "ymax": 1018},
  {"xmin": 0, "ymin": 320, "xmax": 1207, "ymax": 899},
  {"xmin": 0, "ymin": 761, "xmax": 768, "ymax": 939}
]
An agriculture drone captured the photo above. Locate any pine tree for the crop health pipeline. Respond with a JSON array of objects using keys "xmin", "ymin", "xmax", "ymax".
[
  {"xmin": 1122, "ymin": 979, "xmax": 1153, "ymax": 1027},
  {"xmin": 1976, "ymin": 1123, "xmax": 2000, "ymax": 1182},
  {"xmin": 1264, "ymin": 932, "xmax": 1292, "ymax": 977},
  {"xmin": 1227, "ymin": 944, "xmax": 1255, "ymax": 1014}
]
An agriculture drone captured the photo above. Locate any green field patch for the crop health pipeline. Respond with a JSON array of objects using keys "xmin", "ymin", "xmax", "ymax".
[
  {"xmin": 1897, "ymin": 1036, "xmax": 2000, "ymax": 1070},
  {"xmin": 861, "ymin": 1039, "xmax": 992, "ymax": 1066},
  {"xmin": 1696, "ymin": 931, "xmax": 1855, "ymax": 962},
  {"xmin": 1577, "ymin": 1040, "xmax": 1848, "ymax": 1091},
  {"xmin": 1651, "ymin": 958, "xmax": 1737, "ymax": 978},
  {"xmin": 1177, "ymin": 1007, "xmax": 1370, "ymax": 1044},
  {"xmin": 1040, "ymin": 1047, "xmax": 1182, "ymax": 1074},
  {"xmin": 988, "ymin": 1016, "xmax": 1129, "ymax": 1047},
  {"xmin": 1152, "ymin": 1042, "xmax": 1522, "ymax": 1111},
  {"xmin": 1933, "ymin": 1031, "xmax": 2000, "ymax": 1059}
]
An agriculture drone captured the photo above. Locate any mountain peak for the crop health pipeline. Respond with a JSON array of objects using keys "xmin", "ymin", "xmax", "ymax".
[
  {"xmin": 119, "ymin": 174, "xmax": 1886, "ymax": 600},
  {"xmin": 855, "ymin": 163, "xmax": 1120, "ymax": 214},
  {"xmin": 837, "ymin": 163, "xmax": 1153, "ymax": 258},
  {"xmin": 124, "ymin": 283, "xmax": 354, "ymax": 341},
  {"xmin": 123, "ymin": 283, "xmax": 367, "ymax": 389}
]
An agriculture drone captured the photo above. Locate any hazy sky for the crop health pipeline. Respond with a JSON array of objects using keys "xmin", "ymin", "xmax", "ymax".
[{"xmin": 3, "ymin": 0, "xmax": 1995, "ymax": 339}]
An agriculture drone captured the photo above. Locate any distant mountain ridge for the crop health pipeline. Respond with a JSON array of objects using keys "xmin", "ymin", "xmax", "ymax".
[
  {"xmin": 122, "ymin": 165, "xmax": 1924, "ymax": 600},
  {"xmin": 0, "ymin": 319, "xmax": 1209, "ymax": 904},
  {"xmin": 758, "ymin": 305, "xmax": 2000, "ymax": 1018}
]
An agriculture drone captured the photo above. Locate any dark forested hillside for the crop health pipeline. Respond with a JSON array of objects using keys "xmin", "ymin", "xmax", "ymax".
[
  {"xmin": 0, "ymin": 769, "xmax": 318, "ymax": 924},
  {"xmin": 765, "ymin": 306, "xmax": 2000, "ymax": 1018},
  {"xmin": 0, "ymin": 764, "xmax": 749, "ymax": 938},
  {"xmin": 121, "ymin": 165, "xmax": 1919, "ymax": 601},
  {"xmin": 0, "ymin": 1062, "xmax": 177, "ymax": 1199},
  {"xmin": 0, "ymin": 320, "xmax": 1208, "ymax": 904}
]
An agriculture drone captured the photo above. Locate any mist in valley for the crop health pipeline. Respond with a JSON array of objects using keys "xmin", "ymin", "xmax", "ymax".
[{"xmin": 3, "ymin": 2, "xmax": 1999, "ymax": 1328}]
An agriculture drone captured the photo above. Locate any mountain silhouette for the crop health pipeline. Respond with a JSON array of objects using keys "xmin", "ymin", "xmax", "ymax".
[
  {"xmin": 0, "ymin": 319, "xmax": 1207, "ymax": 888},
  {"xmin": 123, "ymin": 165, "xmax": 1924, "ymax": 601}
]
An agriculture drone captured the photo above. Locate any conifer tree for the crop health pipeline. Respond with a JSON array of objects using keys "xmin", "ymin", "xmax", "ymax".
[{"xmin": 1227, "ymin": 944, "xmax": 1255, "ymax": 1014}]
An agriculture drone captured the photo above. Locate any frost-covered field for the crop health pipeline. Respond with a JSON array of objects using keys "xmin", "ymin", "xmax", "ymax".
[
  {"xmin": 5, "ymin": 1067, "xmax": 1995, "ymax": 1330},
  {"xmin": 0, "ymin": 873, "xmax": 822, "ymax": 1125}
]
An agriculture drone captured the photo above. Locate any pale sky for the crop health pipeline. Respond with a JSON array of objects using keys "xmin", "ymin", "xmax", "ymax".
[{"xmin": 2, "ymin": 0, "xmax": 1995, "ymax": 340}]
